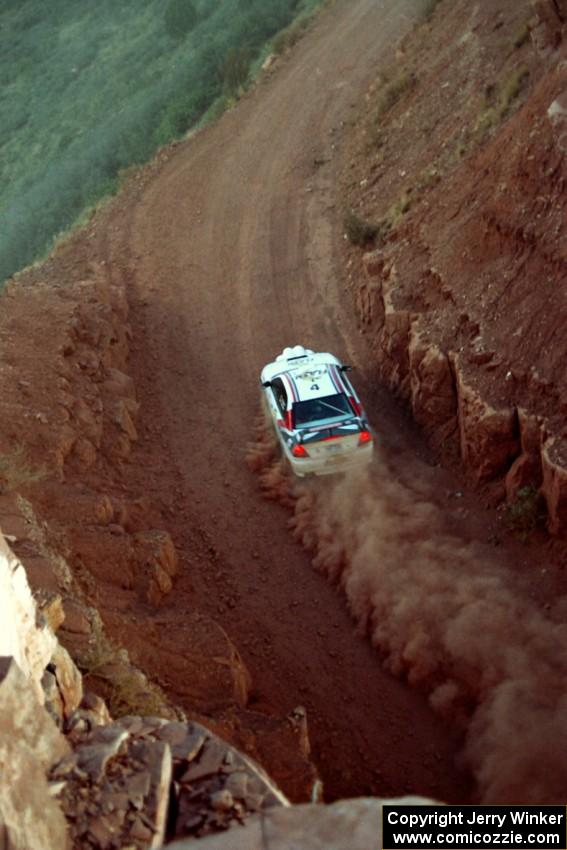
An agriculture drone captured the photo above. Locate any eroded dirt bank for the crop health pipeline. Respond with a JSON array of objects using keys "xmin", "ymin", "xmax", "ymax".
[
  {"xmin": 2, "ymin": 0, "xmax": 567, "ymax": 810},
  {"xmin": 341, "ymin": 0, "xmax": 567, "ymax": 530}
]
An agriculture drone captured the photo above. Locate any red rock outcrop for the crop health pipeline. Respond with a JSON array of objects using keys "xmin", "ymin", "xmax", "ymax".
[
  {"xmin": 531, "ymin": 0, "xmax": 567, "ymax": 57},
  {"xmin": 349, "ymin": 1, "xmax": 567, "ymax": 533},
  {"xmin": 0, "ymin": 657, "xmax": 70, "ymax": 850},
  {"xmin": 541, "ymin": 435, "xmax": 567, "ymax": 535}
]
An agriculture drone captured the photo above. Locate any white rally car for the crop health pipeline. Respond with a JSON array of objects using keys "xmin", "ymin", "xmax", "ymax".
[{"xmin": 260, "ymin": 346, "xmax": 374, "ymax": 477}]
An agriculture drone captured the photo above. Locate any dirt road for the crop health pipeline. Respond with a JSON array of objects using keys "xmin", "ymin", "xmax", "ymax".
[{"xmin": 101, "ymin": 0, "xmax": 474, "ymax": 801}]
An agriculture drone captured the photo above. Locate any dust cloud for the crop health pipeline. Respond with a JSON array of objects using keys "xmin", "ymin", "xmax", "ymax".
[{"xmin": 247, "ymin": 426, "xmax": 567, "ymax": 803}]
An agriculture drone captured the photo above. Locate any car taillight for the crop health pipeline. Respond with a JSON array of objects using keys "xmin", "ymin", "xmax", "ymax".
[
  {"xmin": 292, "ymin": 444, "xmax": 308, "ymax": 458},
  {"xmin": 349, "ymin": 396, "xmax": 362, "ymax": 417},
  {"xmin": 358, "ymin": 430, "xmax": 372, "ymax": 444}
]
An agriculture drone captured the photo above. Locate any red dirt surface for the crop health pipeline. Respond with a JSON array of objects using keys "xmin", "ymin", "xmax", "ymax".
[{"xmin": 2, "ymin": 0, "xmax": 567, "ymax": 807}]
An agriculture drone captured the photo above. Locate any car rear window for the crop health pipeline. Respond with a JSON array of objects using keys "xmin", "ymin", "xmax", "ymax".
[{"xmin": 292, "ymin": 394, "xmax": 353, "ymax": 427}]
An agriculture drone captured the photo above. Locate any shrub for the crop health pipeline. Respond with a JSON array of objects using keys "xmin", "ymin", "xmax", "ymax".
[
  {"xmin": 272, "ymin": 15, "xmax": 310, "ymax": 54},
  {"xmin": 373, "ymin": 70, "xmax": 417, "ymax": 124},
  {"xmin": 415, "ymin": 165, "xmax": 441, "ymax": 191},
  {"xmin": 504, "ymin": 485, "xmax": 543, "ymax": 539},
  {"xmin": 80, "ymin": 623, "xmax": 168, "ymax": 717},
  {"xmin": 421, "ymin": 0, "xmax": 444, "ymax": 22},
  {"xmin": 164, "ymin": 0, "xmax": 198, "ymax": 40},
  {"xmin": 0, "ymin": 446, "xmax": 45, "ymax": 493},
  {"xmin": 473, "ymin": 66, "xmax": 530, "ymax": 141},
  {"xmin": 512, "ymin": 23, "xmax": 530, "ymax": 50},
  {"xmin": 219, "ymin": 46, "xmax": 254, "ymax": 95},
  {"xmin": 499, "ymin": 66, "xmax": 530, "ymax": 114},
  {"xmin": 389, "ymin": 191, "xmax": 412, "ymax": 225},
  {"xmin": 343, "ymin": 210, "xmax": 379, "ymax": 246}
]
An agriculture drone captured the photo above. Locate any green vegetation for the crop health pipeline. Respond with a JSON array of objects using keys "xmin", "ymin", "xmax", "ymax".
[
  {"xmin": 343, "ymin": 210, "xmax": 379, "ymax": 247},
  {"xmin": 473, "ymin": 66, "xmax": 530, "ymax": 140},
  {"xmin": 388, "ymin": 191, "xmax": 412, "ymax": 226},
  {"xmin": 512, "ymin": 22, "xmax": 530, "ymax": 50},
  {"xmin": 0, "ymin": 0, "xmax": 322, "ymax": 285},
  {"xmin": 372, "ymin": 68, "xmax": 417, "ymax": 126},
  {"xmin": 415, "ymin": 164, "xmax": 441, "ymax": 191},
  {"xmin": 344, "ymin": 184, "xmax": 424, "ymax": 250},
  {"xmin": 164, "ymin": 0, "xmax": 199, "ymax": 40},
  {"xmin": 504, "ymin": 485, "xmax": 544, "ymax": 540},
  {"xmin": 420, "ymin": 0, "xmax": 446, "ymax": 23},
  {"xmin": 0, "ymin": 446, "xmax": 45, "ymax": 493},
  {"xmin": 80, "ymin": 620, "xmax": 169, "ymax": 717},
  {"xmin": 220, "ymin": 46, "xmax": 254, "ymax": 96},
  {"xmin": 273, "ymin": 13, "xmax": 311, "ymax": 54}
]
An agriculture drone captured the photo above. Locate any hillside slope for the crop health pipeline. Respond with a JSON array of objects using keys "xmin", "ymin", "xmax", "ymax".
[
  {"xmin": 342, "ymin": 0, "xmax": 567, "ymax": 531},
  {"xmin": 0, "ymin": 0, "xmax": 473, "ymax": 807},
  {"xmin": 1, "ymin": 0, "xmax": 567, "ymax": 820}
]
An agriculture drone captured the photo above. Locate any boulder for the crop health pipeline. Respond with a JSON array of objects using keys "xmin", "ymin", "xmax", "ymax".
[
  {"xmin": 378, "ymin": 309, "xmax": 413, "ymax": 397},
  {"xmin": 133, "ymin": 530, "xmax": 178, "ymax": 607},
  {"xmin": 530, "ymin": 0, "xmax": 566, "ymax": 56},
  {"xmin": 76, "ymin": 347, "xmax": 102, "ymax": 377},
  {"xmin": 111, "ymin": 398, "xmax": 139, "ymax": 441},
  {"xmin": 58, "ymin": 724, "xmax": 172, "ymax": 849},
  {"xmin": 148, "ymin": 613, "xmax": 251, "ymax": 712},
  {"xmin": 0, "ymin": 657, "xmax": 69, "ymax": 847},
  {"xmin": 159, "ymin": 719, "xmax": 287, "ymax": 842},
  {"xmin": 66, "ymin": 692, "xmax": 112, "ymax": 738},
  {"xmin": 0, "ymin": 657, "xmax": 70, "ymax": 768},
  {"xmin": 210, "ymin": 705, "xmax": 320, "ymax": 803},
  {"xmin": 452, "ymin": 357, "xmax": 520, "ymax": 482},
  {"xmin": 0, "ymin": 736, "xmax": 69, "ymax": 850},
  {"xmin": 57, "ymin": 717, "xmax": 287, "ymax": 849},
  {"xmin": 53, "ymin": 422, "xmax": 77, "ymax": 475},
  {"xmin": 72, "ymin": 397, "xmax": 103, "ymax": 448},
  {"xmin": 61, "ymin": 597, "xmax": 94, "ymax": 636},
  {"xmin": 42, "ymin": 668, "xmax": 65, "ymax": 727},
  {"xmin": 505, "ymin": 408, "xmax": 545, "ymax": 501},
  {"xmin": 548, "ymin": 83, "xmax": 567, "ymax": 155},
  {"xmin": 103, "ymin": 367, "xmax": 137, "ymax": 402},
  {"xmin": 71, "ymin": 436, "xmax": 98, "ymax": 469},
  {"xmin": 408, "ymin": 329, "xmax": 457, "ymax": 441},
  {"xmin": 356, "ymin": 279, "xmax": 384, "ymax": 328},
  {"xmin": 165, "ymin": 796, "xmax": 436, "ymax": 850},
  {"xmin": 362, "ymin": 249, "xmax": 385, "ymax": 278},
  {"xmin": 36, "ymin": 591, "xmax": 66, "ymax": 632},
  {"xmin": 49, "ymin": 642, "xmax": 84, "ymax": 718},
  {"xmin": 76, "ymin": 724, "xmax": 130, "ymax": 781},
  {"xmin": 21, "ymin": 554, "xmax": 62, "ymax": 594},
  {"xmin": 541, "ymin": 435, "xmax": 567, "ymax": 535},
  {"xmin": 376, "ymin": 268, "xmax": 414, "ymax": 399},
  {"xmin": 77, "ymin": 691, "xmax": 112, "ymax": 727},
  {"xmin": 262, "ymin": 53, "xmax": 277, "ymax": 72},
  {"xmin": 0, "ymin": 533, "xmax": 57, "ymax": 698}
]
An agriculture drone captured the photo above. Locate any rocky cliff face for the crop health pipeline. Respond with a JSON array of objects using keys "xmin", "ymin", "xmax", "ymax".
[
  {"xmin": 343, "ymin": 0, "xmax": 567, "ymax": 533},
  {"xmin": 0, "ymin": 234, "xmax": 323, "ymax": 800},
  {"xmin": 0, "ymin": 530, "xmax": 292, "ymax": 849},
  {"xmin": 0, "ymin": 528, "xmax": 436, "ymax": 849}
]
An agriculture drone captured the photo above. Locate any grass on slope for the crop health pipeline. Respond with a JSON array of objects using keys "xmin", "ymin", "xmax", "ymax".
[{"xmin": 0, "ymin": 0, "xmax": 322, "ymax": 285}]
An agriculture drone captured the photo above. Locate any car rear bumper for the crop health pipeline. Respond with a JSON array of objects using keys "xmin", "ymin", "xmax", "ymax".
[{"xmin": 286, "ymin": 442, "xmax": 374, "ymax": 477}]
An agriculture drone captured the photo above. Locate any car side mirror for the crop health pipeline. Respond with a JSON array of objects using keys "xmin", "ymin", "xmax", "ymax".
[
  {"xmin": 262, "ymin": 380, "xmax": 272, "ymax": 388},
  {"xmin": 339, "ymin": 364, "xmax": 353, "ymax": 372}
]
